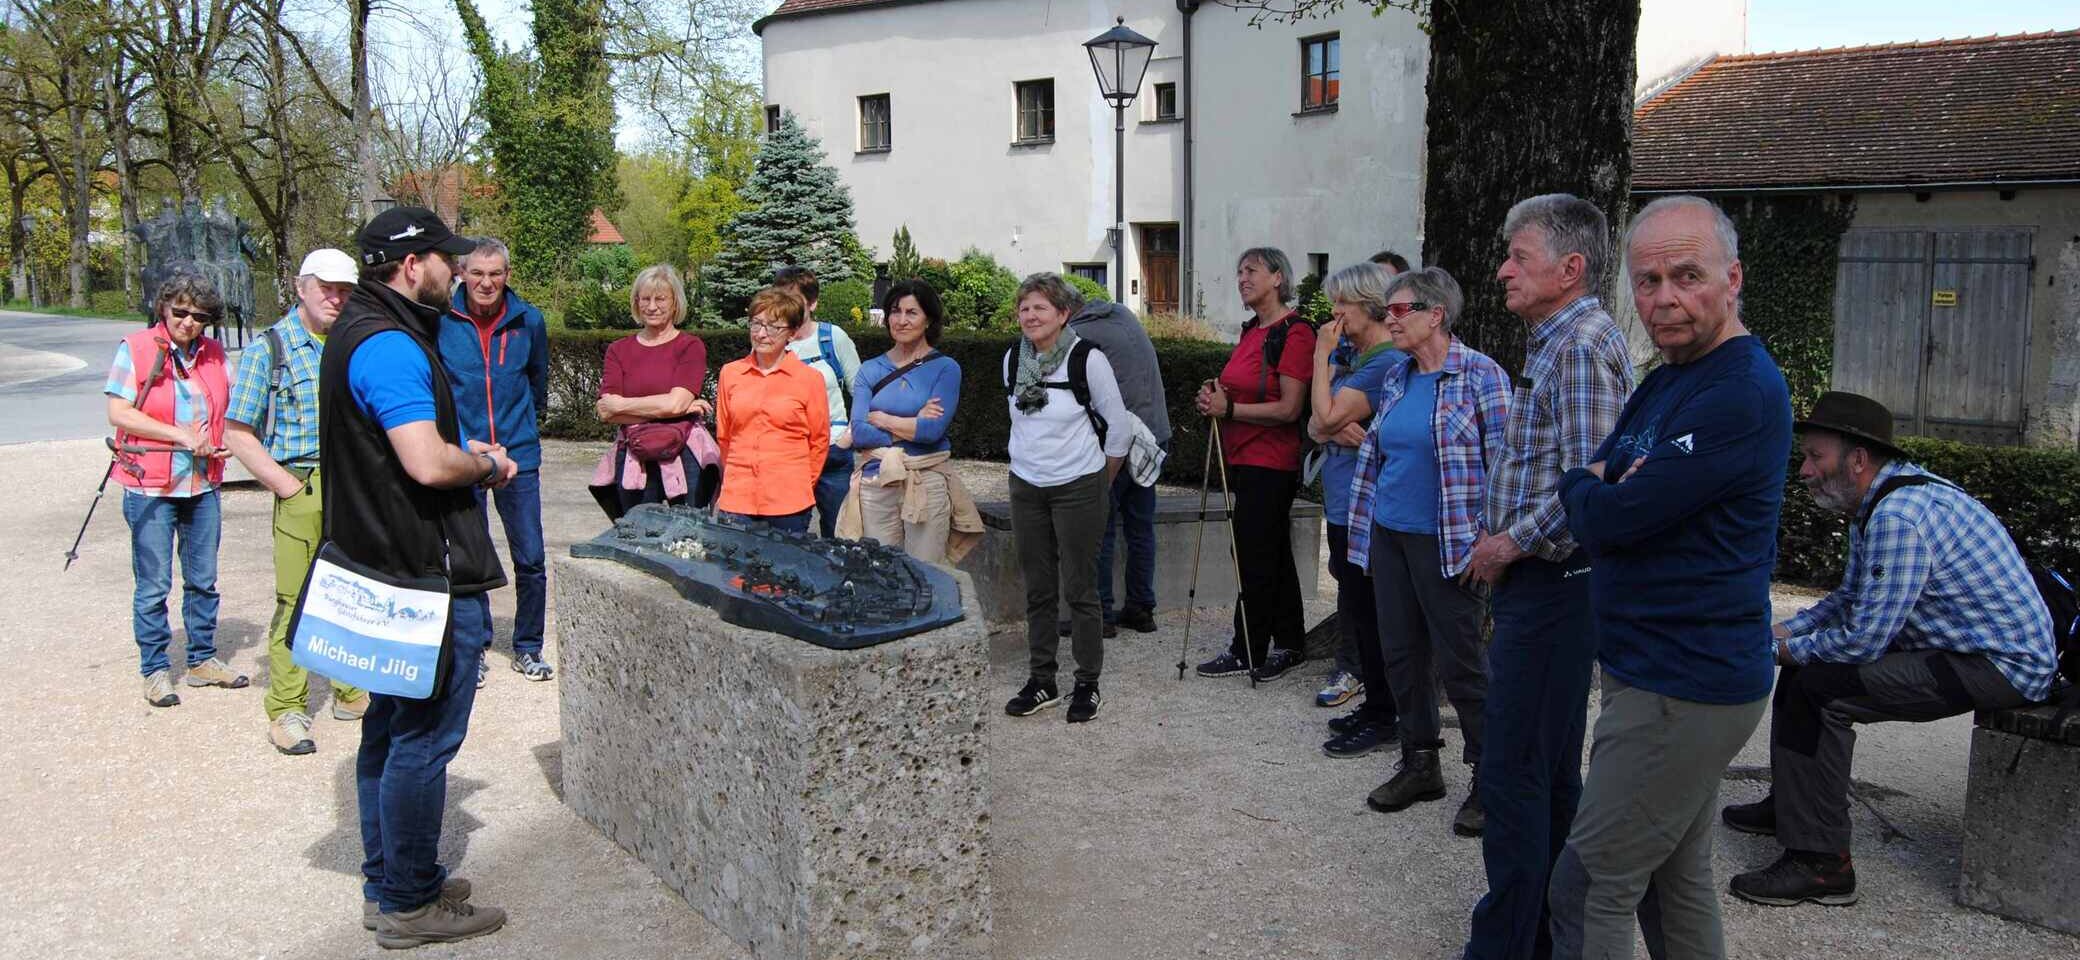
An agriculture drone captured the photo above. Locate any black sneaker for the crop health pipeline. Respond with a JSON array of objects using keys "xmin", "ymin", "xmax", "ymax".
[
  {"xmin": 1004, "ymin": 679, "xmax": 1062, "ymax": 717},
  {"xmin": 1729, "ymin": 851, "xmax": 1859, "ymax": 907},
  {"xmin": 1066, "ymin": 682, "xmax": 1101, "ymax": 723},
  {"xmin": 1326, "ymin": 708, "xmax": 1368, "ymax": 735},
  {"xmin": 1722, "ymin": 794, "xmax": 1777, "ymax": 836},
  {"xmin": 1116, "ymin": 605, "xmax": 1158, "ymax": 633},
  {"xmin": 1195, "ymin": 651, "xmax": 1251, "ymax": 677},
  {"xmin": 1249, "ymin": 648, "xmax": 1302, "ymax": 683},
  {"xmin": 1322, "ymin": 721, "xmax": 1394, "ymax": 759},
  {"xmin": 1057, "ymin": 619, "xmax": 1118, "ymax": 639}
]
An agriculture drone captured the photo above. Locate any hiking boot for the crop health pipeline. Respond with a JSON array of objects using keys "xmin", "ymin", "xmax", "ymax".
[
  {"xmin": 1195, "ymin": 651, "xmax": 1251, "ymax": 678},
  {"xmin": 1322, "ymin": 721, "xmax": 1395, "ymax": 759},
  {"xmin": 373, "ymin": 894, "xmax": 505, "ymax": 949},
  {"xmin": 1729, "ymin": 851, "xmax": 1859, "ymax": 907},
  {"xmin": 269, "ymin": 711, "xmax": 316, "ymax": 756},
  {"xmin": 1057, "ymin": 619, "xmax": 1117, "ymax": 639},
  {"xmin": 332, "ymin": 692, "xmax": 370, "ymax": 721},
  {"xmin": 1250, "ymin": 648, "xmax": 1302, "ymax": 683},
  {"xmin": 1315, "ymin": 669, "xmax": 1362, "ymax": 707},
  {"xmin": 1004, "ymin": 678, "xmax": 1062, "ymax": 717},
  {"xmin": 1066, "ymin": 681, "xmax": 1101, "ymax": 723},
  {"xmin": 184, "ymin": 656, "xmax": 249, "ymax": 688},
  {"xmin": 364, "ymin": 878, "xmax": 472, "ymax": 930},
  {"xmin": 143, "ymin": 670, "xmax": 181, "ymax": 708},
  {"xmin": 512, "ymin": 652, "xmax": 554, "ymax": 682},
  {"xmin": 1116, "ymin": 605, "xmax": 1158, "ymax": 633},
  {"xmin": 1367, "ymin": 748, "xmax": 1447, "ymax": 813},
  {"xmin": 1722, "ymin": 793, "xmax": 1777, "ymax": 836},
  {"xmin": 1453, "ymin": 773, "xmax": 1486, "ymax": 837}
]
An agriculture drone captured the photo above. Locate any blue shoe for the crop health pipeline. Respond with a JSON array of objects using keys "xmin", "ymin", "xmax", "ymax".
[
  {"xmin": 1195, "ymin": 651, "xmax": 1250, "ymax": 678},
  {"xmin": 1315, "ymin": 670, "xmax": 1362, "ymax": 707}
]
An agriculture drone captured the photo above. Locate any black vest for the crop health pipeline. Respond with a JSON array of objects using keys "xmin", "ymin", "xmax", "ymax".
[{"xmin": 319, "ymin": 278, "xmax": 506, "ymax": 594}]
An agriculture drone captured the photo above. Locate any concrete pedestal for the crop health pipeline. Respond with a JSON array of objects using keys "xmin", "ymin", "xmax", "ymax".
[
  {"xmin": 1957, "ymin": 704, "xmax": 2080, "ymax": 936},
  {"xmin": 554, "ymin": 557, "xmax": 992, "ymax": 959}
]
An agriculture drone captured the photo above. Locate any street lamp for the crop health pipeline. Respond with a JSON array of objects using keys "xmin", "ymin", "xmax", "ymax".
[{"xmin": 1084, "ymin": 16, "xmax": 1156, "ymax": 303}]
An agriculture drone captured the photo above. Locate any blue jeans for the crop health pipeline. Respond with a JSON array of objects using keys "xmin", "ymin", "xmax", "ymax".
[
  {"xmin": 813, "ymin": 447, "xmax": 853, "ymax": 538},
  {"xmin": 1095, "ymin": 462, "xmax": 1159, "ymax": 620},
  {"xmin": 1467, "ymin": 552, "xmax": 1596, "ymax": 960},
  {"xmin": 360, "ymin": 592, "xmax": 489, "ymax": 913},
  {"xmin": 721, "ymin": 508, "xmax": 813, "ymax": 534},
  {"xmin": 122, "ymin": 489, "xmax": 220, "ymax": 677},
  {"xmin": 475, "ymin": 469, "xmax": 545, "ymax": 656}
]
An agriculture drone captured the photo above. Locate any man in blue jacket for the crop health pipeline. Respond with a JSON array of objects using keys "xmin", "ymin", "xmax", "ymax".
[
  {"xmin": 439, "ymin": 237, "xmax": 553, "ymax": 686},
  {"xmin": 1547, "ymin": 195, "xmax": 1791, "ymax": 960}
]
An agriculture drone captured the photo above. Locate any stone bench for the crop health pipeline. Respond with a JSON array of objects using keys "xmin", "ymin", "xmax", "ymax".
[
  {"xmin": 953, "ymin": 494, "xmax": 1323, "ymax": 625},
  {"xmin": 1957, "ymin": 694, "xmax": 2080, "ymax": 936}
]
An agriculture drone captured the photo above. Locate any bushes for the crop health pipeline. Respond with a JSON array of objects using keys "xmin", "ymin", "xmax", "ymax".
[
  {"xmin": 562, "ymin": 283, "xmax": 636, "ymax": 330},
  {"xmin": 818, "ymin": 278, "xmax": 875, "ymax": 326},
  {"xmin": 941, "ymin": 249, "xmax": 1021, "ymax": 331},
  {"xmin": 1064, "ymin": 273, "xmax": 1109, "ymax": 305}
]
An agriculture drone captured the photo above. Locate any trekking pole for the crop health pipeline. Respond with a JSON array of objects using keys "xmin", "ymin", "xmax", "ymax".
[
  {"xmin": 1176, "ymin": 426, "xmax": 1219, "ymax": 680},
  {"xmin": 1209, "ymin": 417, "xmax": 1257, "ymax": 688},
  {"xmin": 63, "ymin": 438, "xmax": 124, "ymax": 571}
]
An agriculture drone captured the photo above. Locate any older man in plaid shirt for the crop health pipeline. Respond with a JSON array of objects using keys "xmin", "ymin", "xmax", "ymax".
[{"xmin": 1723, "ymin": 390, "xmax": 2057, "ymax": 909}]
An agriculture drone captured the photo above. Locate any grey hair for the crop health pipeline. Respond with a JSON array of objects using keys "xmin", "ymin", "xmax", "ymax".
[
  {"xmin": 1236, "ymin": 247, "xmax": 1295, "ymax": 304},
  {"xmin": 1322, "ymin": 262, "xmax": 1395, "ymax": 321},
  {"xmin": 1014, "ymin": 272, "xmax": 1084, "ymax": 315},
  {"xmin": 153, "ymin": 270, "xmax": 224, "ymax": 318},
  {"xmin": 1382, "ymin": 267, "xmax": 1465, "ymax": 332},
  {"xmin": 1627, "ymin": 195, "xmax": 1741, "ymax": 264},
  {"xmin": 464, "ymin": 236, "xmax": 511, "ymax": 270},
  {"xmin": 629, "ymin": 264, "xmax": 688, "ymax": 328},
  {"xmin": 1501, "ymin": 193, "xmax": 1610, "ymax": 288}
]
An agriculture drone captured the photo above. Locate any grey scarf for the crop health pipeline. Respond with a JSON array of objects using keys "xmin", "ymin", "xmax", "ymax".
[{"xmin": 1012, "ymin": 330, "xmax": 1079, "ymax": 413}]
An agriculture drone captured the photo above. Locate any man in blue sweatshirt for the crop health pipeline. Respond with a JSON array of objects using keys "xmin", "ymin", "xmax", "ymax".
[
  {"xmin": 1547, "ymin": 196, "xmax": 1792, "ymax": 960},
  {"xmin": 439, "ymin": 237, "xmax": 553, "ymax": 686}
]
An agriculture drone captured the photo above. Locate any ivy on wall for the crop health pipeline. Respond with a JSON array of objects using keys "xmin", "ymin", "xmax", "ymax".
[{"xmin": 1725, "ymin": 195, "xmax": 1857, "ymax": 414}]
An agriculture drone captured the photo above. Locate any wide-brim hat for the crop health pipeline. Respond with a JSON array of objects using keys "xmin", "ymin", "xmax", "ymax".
[{"xmin": 1794, "ymin": 391, "xmax": 1909, "ymax": 460}]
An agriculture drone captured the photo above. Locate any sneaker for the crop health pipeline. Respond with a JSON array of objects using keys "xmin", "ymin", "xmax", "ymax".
[
  {"xmin": 1729, "ymin": 851, "xmax": 1859, "ymax": 907},
  {"xmin": 1066, "ymin": 682, "xmax": 1101, "ymax": 723},
  {"xmin": 332, "ymin": 692, "xmax": 371, "ymax": 721},
  {"xmin": 1315, "ymin": 670, "xmax": 1363, "ymax": 707},
  {"xmin": 1250, "ymin": 648, "xmax": 1302, "ymax": 683},
  {"xmin": 1453, "ymin": 775, "xmax": 1486, "ymax": 837},
  {"xmin": 1322, "ymin": 721, "xmax": 1394, "ymax": 759},
  {"xmin": 183, "ymin": 656, "xmax": 249, "ymax": 688},
  {"xmin": 1057, "ymin": 619, "xmax": 1117, "ymax": 639},
  {"xmin": 1195, "ymin": 651, "xmax": 1251, "ymax": 678},
  {"xmin": 373, "ymin": 894, "xmax": 505, "ymax": 949},
  {"xmin": 1326, "ymin": 708, "xmax": 1367, "ymax": 735},
  {"xmin": 476, "ymin": 658, "xmax": 488, "ymax": 690},
  {"xmin": 1004, "ymin": 678, "xmax": 1062, "ymax": 717},
  {"xmin": 1367, "ymin": 749, "xmax": 1447, "ymax": 813},
  {"xmin": 364, "ymin": 878, "xmax": 472, "ymax": 931},
  {"xmin": 143, "ymin": 670, "xmax": 181, "ymax": 708},
  {"xmin": 269, "ymin": 711, "xmax": 316, "ymax": 756},
  {"xmin": 1116, "ymin": 605, "xmax": 1158, "ymax": 633},
  {"xmin": 512, "ymin": 652, "xmax": 554, "ymax": 682},
  {"xmin": 1722, "ymin": 793, "xmax": 1777, "ymax": 836}
]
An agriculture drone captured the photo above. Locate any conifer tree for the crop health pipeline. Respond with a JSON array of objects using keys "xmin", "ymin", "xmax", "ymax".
[
  {"xmin": 889, "ymin": 224, "xmax": 921, "ymax": 279},
  {"xmin": 702, "ymin": 112, "xmax": 858, "ymax": 318}
]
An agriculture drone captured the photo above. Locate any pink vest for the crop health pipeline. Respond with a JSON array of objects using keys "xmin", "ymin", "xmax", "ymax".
[{"xmin": 114, "ymin": 327, "xmax": 230, "ymax": 492}]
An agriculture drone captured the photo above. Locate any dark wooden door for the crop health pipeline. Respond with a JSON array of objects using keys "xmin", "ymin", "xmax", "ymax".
[{"xmin": 1139, "ymin": 225, "xmax": 1180, "ymax": 315}]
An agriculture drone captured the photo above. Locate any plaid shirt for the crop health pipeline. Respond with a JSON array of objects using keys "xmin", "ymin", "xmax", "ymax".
[
  {"xmin": 1484, "ymin": 297, "xmax": 1633, "ymax": 562},
  {"xmin": 1784, "ymin": 461, "xmax": 2058, "ymax": 702},
  {"xmin": 105, "ymin": 338, "xmax": 218, "ymax": 497},
  {"xmin": 226, "ymin": 311, "xmax": 325, "ymax": 465},
  {"xmin": 1347, "ymin": 338, "xmax": 1512, "ymax": 577}
]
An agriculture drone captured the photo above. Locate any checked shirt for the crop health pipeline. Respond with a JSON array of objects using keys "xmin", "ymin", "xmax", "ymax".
[
  {"xmin": 1484, "ymin": 296, "xmax": 1633, "ymax": 563},
  {"xmin": 227, "ymin": 310, "xmax": 325, "ymax": 466}
]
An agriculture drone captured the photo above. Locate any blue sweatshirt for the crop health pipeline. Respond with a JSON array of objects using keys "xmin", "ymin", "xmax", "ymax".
[
  {"xmin": 1558, "ymin": 335, "xmax": 1791, "ymax": 705},
  {"xmin": 848, "ymin": 351, "xmax": 962, "ymax": 462},
  {"xmin": 439, "ymin": 286, "xmax": 550, "ymax": 470}
]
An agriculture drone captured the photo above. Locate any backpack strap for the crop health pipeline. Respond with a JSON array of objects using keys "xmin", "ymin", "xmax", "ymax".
[
  {"xmin": 814, "ymin": 322, "xmax": 851, "ymax": 404},
  {"xmin": 1006, "ymin": 341, "xmax": 1108, "ymax": 445},
  {"xmin": 257, "ymin": 326, "xmax": 289, "ymax": 447},
  {"xmin": 1856, "ymin": 473, "xmax": 1956, "ymax": 531}
]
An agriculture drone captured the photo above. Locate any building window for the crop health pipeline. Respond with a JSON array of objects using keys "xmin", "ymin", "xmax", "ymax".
[
  {"xmin": 765, "ymin": 104, "xmax": 782, "ymax": 132},
  {"xmin": 1302, "ymin": 34, "xmax": 1340, "ymax": 111},
  {"xmin": 1153, "ymin": 82, "xmax": 1178, "ymax": 120},
  {"xmin": 1308, "ymin": 252, "xmax": 1329, "ymax": 280},
  {"xmin": 858, "ymin": 94, "xmax": 891, "ymax": 152},
  {"xmin": 1015, "ymin": 79, "xmax": 1055, "ymax": 143},
  {"xmin": 1067, "ymin": 263, "xmax": 1107, "ymax": 287}
]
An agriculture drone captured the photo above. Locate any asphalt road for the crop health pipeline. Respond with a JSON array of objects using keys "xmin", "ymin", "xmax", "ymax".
[{"xmin": 0, "ymin": 309, "xmax": 147, "ymax": 444}]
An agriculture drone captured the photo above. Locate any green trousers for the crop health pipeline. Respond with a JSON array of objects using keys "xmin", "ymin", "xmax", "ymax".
[{"xmin": 264, "ymin": 468, "xmax": 361, "ymax": 719}]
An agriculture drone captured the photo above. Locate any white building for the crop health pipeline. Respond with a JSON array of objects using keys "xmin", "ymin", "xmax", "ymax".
[{"xmin": 757, "ymin": 0, "xmax": 1746, "ymax": 333}]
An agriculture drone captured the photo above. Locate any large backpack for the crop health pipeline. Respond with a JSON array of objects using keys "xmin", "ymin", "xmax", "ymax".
[
  {"xmin": 805, "ymin": 322, "xmax": 852, "ymax": 405},
  {"xmin": 1861, "ymin": 473, "xmax": 2080, "ymax": 686},
  {"xmin": 1003, "ymin": 340, "xmax": 1108, "ymax": 445}
]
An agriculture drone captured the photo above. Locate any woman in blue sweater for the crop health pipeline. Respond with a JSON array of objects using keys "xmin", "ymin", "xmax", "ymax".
[{"xmin": 838, "ymin": 280, "xmax": 974, "ymax": 562}]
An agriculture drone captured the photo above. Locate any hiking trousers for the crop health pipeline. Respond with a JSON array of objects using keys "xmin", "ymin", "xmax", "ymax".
[{"xmin": 266, "ymin": 467, "xmax": 361, "ymax": 719}]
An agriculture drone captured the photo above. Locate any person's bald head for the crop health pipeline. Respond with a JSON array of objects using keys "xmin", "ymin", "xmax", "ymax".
[{"xmin": 1625, "ymin": 195, "xmax": 1746, "ymax": 364}]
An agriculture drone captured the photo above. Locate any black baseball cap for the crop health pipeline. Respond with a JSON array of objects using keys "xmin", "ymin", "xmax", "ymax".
[{"xmin": 355, "ymin": 206, "xmax": 476, "ymax": 267}]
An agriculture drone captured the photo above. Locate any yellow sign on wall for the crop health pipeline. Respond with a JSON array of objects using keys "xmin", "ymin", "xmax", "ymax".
[{"xmin": 1932, "ymin": 290, "xmax": 1959, "ymax": 307}]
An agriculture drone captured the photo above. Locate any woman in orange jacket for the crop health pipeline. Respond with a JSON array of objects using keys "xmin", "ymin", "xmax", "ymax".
[{"xmin": 713, "ymin": 286, "xmax": 830, "ymax": 533}]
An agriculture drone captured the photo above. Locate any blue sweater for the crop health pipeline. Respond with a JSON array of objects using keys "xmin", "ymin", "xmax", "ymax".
[
  {"xmin": 1558, "ymin": 335, "xmax": 1791, "ymax": 705},
  {"xmin": 848, "ymin": 351, "xmax": 962, "ymax": 460},
  {"xmin": 438, "ymin": 287, "xmax": 550, "ymax": 470}
]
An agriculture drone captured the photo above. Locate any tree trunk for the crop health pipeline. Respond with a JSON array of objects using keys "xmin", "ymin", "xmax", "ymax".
[
  {"xmin": 1420, "ymin": 0, "xmax": 1638, "ymax": 374},
  {"xmin": 105, "ymin": 52, "xmax": 140, "ymax": 306},
  {"xmin": 6, "ymin": 166, "xmax": 27, "ymax": 303},
  {"xmin": 62, "ymin": 61, "xmax": 93, "ymax": 310},
  {"xmin": 352, "ymin": 0, "xmax": 377, "ymax": 223},
  {"xmin": 268, "ymin": 11, "xmax": 299, "ymax": 311}
]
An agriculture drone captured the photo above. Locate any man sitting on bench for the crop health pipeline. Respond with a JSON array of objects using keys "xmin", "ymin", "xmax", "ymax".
[{"xmin": 1724, "ymin": 391, "xmax": 2060, "ymax": 908}]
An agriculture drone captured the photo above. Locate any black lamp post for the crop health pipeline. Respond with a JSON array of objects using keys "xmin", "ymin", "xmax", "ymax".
[{"xmin": 1084, "ymin": 17, "xmax": 1156, "ymax": 303}]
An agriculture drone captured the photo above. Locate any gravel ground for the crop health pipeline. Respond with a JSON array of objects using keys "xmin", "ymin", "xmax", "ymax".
[{"xmin": 0, "ymin": 437, "xmax": 2070, "ymax": 959}]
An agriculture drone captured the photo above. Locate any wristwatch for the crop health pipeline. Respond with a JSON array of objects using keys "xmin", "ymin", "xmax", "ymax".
[{"xmin": 477, "ymin": 452, "xmax": 499, "ymax": 484}]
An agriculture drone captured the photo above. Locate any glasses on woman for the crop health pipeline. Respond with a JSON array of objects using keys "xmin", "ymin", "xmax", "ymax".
[
  {"xmin": 165, "ymin": 306, "xmax": 219, "ymax": 322},
  {"xmin": 747, "ymin": 319, "xmax": 791, "ymax": 336},
  {"xmin": 1383, "ymin": 301, "xmax": 1431, "ymax": 320}
]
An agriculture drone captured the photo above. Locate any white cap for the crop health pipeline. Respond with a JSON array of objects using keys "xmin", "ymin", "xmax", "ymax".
[{"xmin": 298, "ymin": 248, "xmax": 359, "ymax": 284}]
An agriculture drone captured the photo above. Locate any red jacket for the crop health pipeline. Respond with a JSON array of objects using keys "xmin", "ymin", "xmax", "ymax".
[{"xmin": 113, "ymin": 327, "xmax": 229, "ymax": 493}]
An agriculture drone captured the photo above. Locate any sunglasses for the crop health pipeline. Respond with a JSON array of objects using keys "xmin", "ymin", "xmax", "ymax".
[
  {"xmin": 165, "ymin": 306, "xmax": 219, "ymax": 322},
  {"xmin": 1384, "ymin": 301, "xmax": 1432, "ymax": 320}
]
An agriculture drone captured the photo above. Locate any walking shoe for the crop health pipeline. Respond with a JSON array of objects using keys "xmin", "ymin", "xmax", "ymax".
[
  {"xmin": 1366, "ymin": 748, "xmax": 1447, "ymax": 813},
  {"xmin": 1249, "ymin": 648, "xmax": 1302, "ymax": 683},
  {"xmin": 1453, "ymin": 774, "xmax": 1486, "ymax": 837},
  {"xmin": 332, "ymin": 692, "xmax": 371, "ymax": 721},
  {"xmin": 373, "ymin": 894, "xmax": 505, "ymax": 949},
  {"xmin": 364, "ymin": 878, "xmax": 472, "ymax": 930},
  {"xmin": 1066, "ymin": 681, "xmax": 1102, "ymax": 723},
  {"xmin": 1116, "ymin": 605, "xmax": 1158, "ymax": 633},
  {"xmin": 183, "ymin": 656, "xmax": 249, "ymax": 688},
  {"xmin": 1004, "ymin": 678, "xmax": 1062, "ymax": 717},
  {"xmin": 1314, "ymin": 670, "xmax": 1363, "ymax": 707},
  {"xmin": 269, "ymin": 711, "xmax": 316, "ymax": 756},
  {"xmin": 1729, "ymin": 851, "xmax": 1859, "ymax": 907},
  {"xmin": 1326, "ymin": 708, "xmax": 1368, "ymax": 735},
  {"xmin": 1057, "ymin": 619, "xmax": 1118, "ymax": 639},
  {"xmin": 143, "ymin": 670, "xmax": 181, "ymax": 708},
  {"xmin": 1195, "ymin": 651, "xmax": 1251, "ymax": 678},
  {"xmin": 476, "ymin": 658, "xmax": 488, "ymax": 690},
  {"xmin": 512, "ymin": 652, "xmax": 554, "ymax": 681},
  {"xmin": 1722, "ymin": 793, "xmax": 1777, "ymax": 836},
  {"xmin": 1322, "ymin": 721, "xmax": 1394, "ymax": 759}
]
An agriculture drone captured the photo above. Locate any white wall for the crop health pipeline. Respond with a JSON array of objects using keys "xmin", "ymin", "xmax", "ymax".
[{"xmin": 1637, "ymin": 0, "xmax": 1748, "ymax": 98}]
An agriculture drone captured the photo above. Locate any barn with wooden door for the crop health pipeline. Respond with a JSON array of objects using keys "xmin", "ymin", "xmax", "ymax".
[{"xmin": 1633, "ymin": 30, "xmax": 2080, "ymax": 448}]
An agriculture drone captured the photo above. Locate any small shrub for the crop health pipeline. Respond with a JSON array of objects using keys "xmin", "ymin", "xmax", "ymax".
[
  {"xmin": 1064, "ymin": 273, "xmax": 1110, "ymax": 306},
  {"xmin": 818, "ymin": 278, "xmax": 875, "ymax": 329},
  {"xmin": 1143, "ymin": 311, "xmax": 1221, "ymax": 341},
  {"xmin": 576, "ymin": 244, "xmax": 638, "ymax": 289},
  {"xmin": 943, "ymin": 248, "xmax": 1020, "ymax": 330},
  {"xmin": 564, "ymin": 284, "xmax": 635, "ymax": 330},
  {"xmin": 89, "ymin": 289, "xmax": 132, "ymax": 317}
]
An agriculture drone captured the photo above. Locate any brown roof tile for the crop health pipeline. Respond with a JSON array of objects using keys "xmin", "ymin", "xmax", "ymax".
[
  {"xmin": 1633, "ymin": 31, "xmax": 2080, "ymax": 192},
  {"xmin": 588, "ymin": 209, "xmax": 624, "ymax": 245}
]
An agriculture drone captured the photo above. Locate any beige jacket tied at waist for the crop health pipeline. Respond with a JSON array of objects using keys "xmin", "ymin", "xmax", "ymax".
[{"xmin": 836, "ymin": 448, "xmax": 985, "ymax": 563}]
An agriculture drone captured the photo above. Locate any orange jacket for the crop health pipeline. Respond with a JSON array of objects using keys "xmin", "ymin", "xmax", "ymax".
[{"xmin": 714, "ymin": 351, "xmax": 830, "ymax": 516}]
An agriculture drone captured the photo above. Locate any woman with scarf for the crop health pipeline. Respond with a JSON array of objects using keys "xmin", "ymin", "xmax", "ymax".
[
  {"xmin": 1000, "ymin": 273, "xmax": 1132, "ymax": 725},
  {"xmin": 590, "ymin": 264, "xmax": 716, "ymax": 518}
]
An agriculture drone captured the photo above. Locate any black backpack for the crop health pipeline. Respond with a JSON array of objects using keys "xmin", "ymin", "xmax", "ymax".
[
  {"xmin": 1862, "ymin": 474, "xmax": 2080, "ymax": 686},
  {"xmin": 1004, "ymin": 340, "xmax": 1109, "ymax": 445}
]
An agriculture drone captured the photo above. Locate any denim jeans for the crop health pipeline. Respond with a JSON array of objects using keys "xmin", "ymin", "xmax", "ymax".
[
  {"xmin": 813, "ymin": 447, "xmax": 854, "ymax": 538},
  {"xmin": 122, "ymin": 488, "xmax": 220, "ymax": 677},
  {"xmin": 721, "ymin": 508, "xmax": 813, "ymax": 534},
  {"xmin": 475, "ymin": 469, "xmax": 545, "ymax": 656},
  {"xmin": 361, "ymin": 592, "xmax": 490, "ymax": 914},
  {"xmin": 1095, "ymin": 458, "xmax": 1159, "ymax": 620}
]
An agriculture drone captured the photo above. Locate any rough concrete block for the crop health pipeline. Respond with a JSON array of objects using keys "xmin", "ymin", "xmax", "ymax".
[
  {"xmin": 1957, "ymin": 723, "xmax": 2080, "ymax": 936},
  {"xmin": 554, "ymin": 557, "xmax": 992, "ymax": 959}
]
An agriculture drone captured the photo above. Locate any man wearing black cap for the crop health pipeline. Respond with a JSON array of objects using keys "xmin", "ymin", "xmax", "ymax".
[
  {"xmin": 1725, "ymin": 390, "xmax": 2057, "ymax": 909},
  {"xmin": 321, "ymin": 206, "xmax": 515, "ymax": 948}
]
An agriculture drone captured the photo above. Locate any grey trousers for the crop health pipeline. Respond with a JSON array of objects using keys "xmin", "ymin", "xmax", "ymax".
[
  {"xmin": 1549, "ymin": 674, "xmax": 1767, "ymax": 960},
  {"xmin": 1011, "ymin": 470, "xmax": 1109, "ymax": 684},
  {"xmin": 1770, "ymin": 650, "xmax": 2028, "ymax": 854},
  {"xmin": 1368, "ymin": 525, "xmax": 1488, "ymax": 761}
]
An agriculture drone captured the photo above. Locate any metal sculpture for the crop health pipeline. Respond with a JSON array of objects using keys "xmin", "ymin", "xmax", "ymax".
[{"xmin": 131, "ymin": 197, "xmax": 257, "ymax": 346}]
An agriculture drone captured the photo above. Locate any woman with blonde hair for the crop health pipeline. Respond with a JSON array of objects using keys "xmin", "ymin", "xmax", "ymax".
[{"xmin": 589, "ymin": 264, "xmax": 717, "ymax": 518}]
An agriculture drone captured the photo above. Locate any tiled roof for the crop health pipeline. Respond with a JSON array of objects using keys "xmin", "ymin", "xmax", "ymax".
[
  {"xmin": 756, "ymin": 0, "xmax": 924, "ymax": 33},
  {"xmin": 588, "ymin": 209, "xmax": 625, "ymax": 245},
  {"xmin": 1633, "ymin": 30, "xmax": 2080, "ymax": 192}
]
